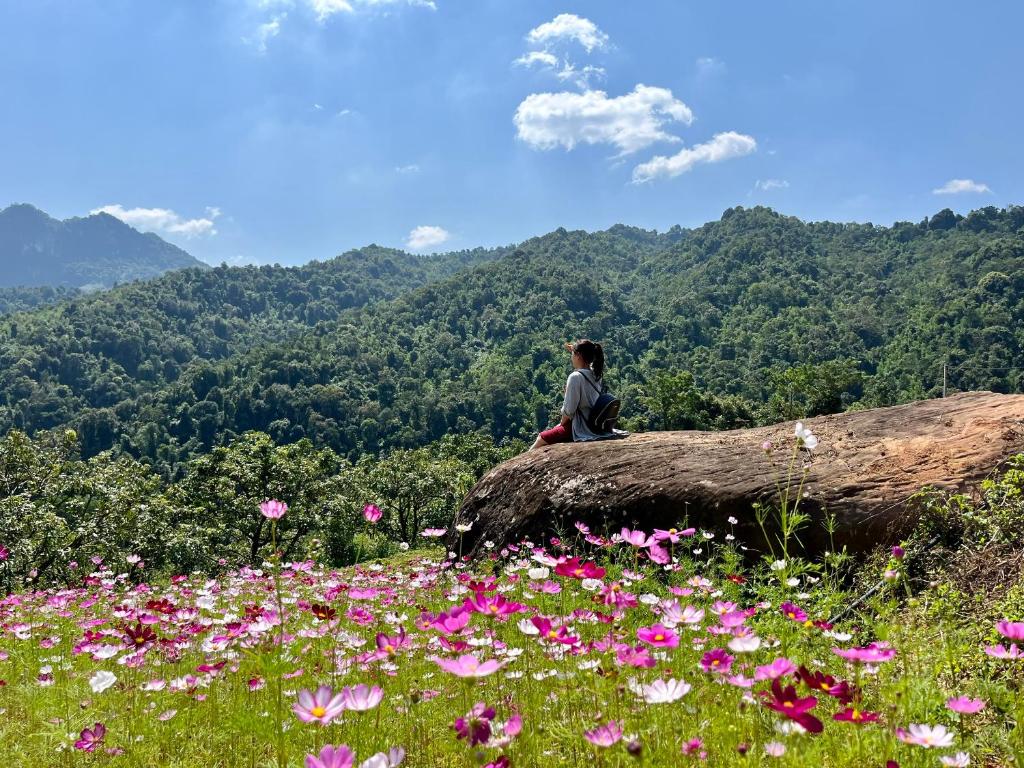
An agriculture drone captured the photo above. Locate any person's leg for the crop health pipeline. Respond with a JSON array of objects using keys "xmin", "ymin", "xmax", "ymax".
[{"xmin": 533, "ymin": 424, "xmax": 570, "ymax": 450}]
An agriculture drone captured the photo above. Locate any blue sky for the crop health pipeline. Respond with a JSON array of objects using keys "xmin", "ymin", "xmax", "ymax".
[{"xmin": 1, "ymin": 1, "xmax": 1021, "ymax": 266}]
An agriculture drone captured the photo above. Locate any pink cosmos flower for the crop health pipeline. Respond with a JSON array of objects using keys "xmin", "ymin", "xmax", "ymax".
[
  {"xmin": 896, "ymin": 724, "xmax": 954, "ymax": 748},
  {"xmin": 554, "ymin": 557, "xmax": 606, "ymax": 579},
  {"xmin": 305, "ymin": 745, "xmax": 354, "ymax": 768},
  {"xmin": 375, "ymin": 628, "xmax": 410, "ymax": 656},
  {"xmin": 754, "ymin": 657, "xmax": 797, "ymax": 681},
  {"xmin": 531, "ymin": 617, "xmax": 580, "ymax": 645},
  {"xmin": 761, "ymin": 679, "xmax": 823, "ymax": 734},
  {"xmin": 363, "ymin": 504, "xmax": 382, "ymax": 523},
  {"xmin": 420, "ymin": 605, "xmax": 471, "ymax": 635},
  {"xmin": 293, "ymin": 686, "xmax": 346, "ymax": 724},
  {"xmin": 832, "ymin": 642, "xmax": 897, "ymax": 663},
  {"xmin": 946, "ymin": 696, "xmax": 985, "ymax": 714},
  {"xmin": 431, "ymin": 654, "xmax": 505, "ymax": 678},
  {"xmin": 997, "ymin": 620, "xmax": 1024, "ymax": 640},
  {"xmin": 420, "ymin": 527, "xmax": 447, "ymax": 538},
  {"xmin": 74, "ymin": 722, "xmax": 106, "ymax": 752},
  {"xmin": 780, "ymin": 602, "xmax": 808, "ymax": 622},
  {"xmin": 584, "ymin": 720, "xmax": 623, "ymax": 747},
  {"xmin": 681, "ymin": 738, "xmax": 705, "ymax": 757},
  {"xmin": 833, "ymin": 707, "xmax": 880, "ymax": 724},
  {"xmin": 260, "ymin": 499, "xmax": 287, "ymax": 519},
  {"xmin": 619, "ymin": 527, "xmax": 651, "ymax": 547},
  {"xmin": 700, "ymin": 648, "xmax": 734, "ymax": 673},
  {"xmin": 663, "ymin": 603, "xmax": 704, "ymax": 625},
  {"xmin": 647, "ymin": 543, "xmax": 670, "ymax": 564},
  {"xmin": 340, "ymin": 684, "xmax": 384, "ymax": 712},
  {"xmin": 464, "ymin": 592, "xmax": 526, "ymax": 618},
  {"xmin": 984, "ymin": 643, "xmax": 1022, "ymax": 659},
  {"xmin": 454, "ymin": 702, "xmax": 496, "ymax": 746},
  {"xmin": 0, "ymin": 544, "xmax": 8, "ymax": 561},
  {"xmin": 637, "ymin": 623, "xmax": 679, "ymax": 648}
]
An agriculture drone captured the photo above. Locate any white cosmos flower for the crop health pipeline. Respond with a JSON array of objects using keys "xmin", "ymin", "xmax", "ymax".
[
  {"xmin": 517, "ymin": 619, "xmax": 539, "ymax": 635},
  {"xmin": 940, "ymin": 752, "xmax": 971, "ymax": 767},
  {"xmin": 527, "ymin": 567, "xmax": 550, "ymax": 580},
  {"xmin": 632, "ymin": 678, "xmax": 691, "ymax": 703},
  {"xmin": 729, "ymin": 633, "xmax": 762, "ymax": 653},
  {"xmin": 770, "ymin": 560, "xmax": 787, "ymax": 571},
  {"xmin": 455, "ymin": 523, "xmax": 473, "ymax": 533},
  {"xmin": 89, "ymin": 670, "xmax": 117, "ymax": 693},
  {"xmin": 581, "ymin": 578, "xmax": 603, "ymax": 592}
]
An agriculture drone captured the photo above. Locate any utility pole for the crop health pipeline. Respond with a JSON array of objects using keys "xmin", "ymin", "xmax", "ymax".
[{"xmin": 942, "ymin": 361, "xmax": 947, "ymax": 398}]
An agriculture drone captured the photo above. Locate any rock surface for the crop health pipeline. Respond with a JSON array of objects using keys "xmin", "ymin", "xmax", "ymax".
[{"xmin": 453, "ymin": 392, "xmax": 1024, "ymax": 558}]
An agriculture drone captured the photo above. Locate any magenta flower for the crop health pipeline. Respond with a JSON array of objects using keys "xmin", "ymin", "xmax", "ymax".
[
  {"xmin": 0, "ymin": 544, "xmax": 8, "ymax": 561},
  {"xmin": 780, "ymin": 602, "xmax": 808, "ymax": 622},
  {"xmin": 74, "ymin": 722, "xmax": 106, "ymax": 752},
  {"xmin": 260, "ymin": 499, "xmax": 288, "ymax": 520},
  {"xmin": 761, "ymin": 679, "xmax": 823, "ymax": 734},
  {"xmin": 554, "ymin": 557, "xmax": 606, "ymax": 579},
  {"xmin": 584, "ymin": 720, "xmax": 623, "ymax": 747},
  {"xmin": 891, "ymin": 545, "xmax": 906, "ymax": 560},
  {"xmin": 305, "ymin": 745, "xmax": 354, "ymax": 768},
  {"xmin": 647, "ymin": 543, "xmax": 670, "ymax": 564},
  {"xmin": 465, "ymin": 592, "xmax": 526, "ymax": 618},
  {"xmin": 997, "ymin": 620, "xmax": 1024, "ymax": 641},
  {"xmin": 946, "ymin": 696, "xmax": 985, "ymax": 714},
  {"xmin": 340, "ymin": 683, "xmax": 384, "ymax": 712},
  {"xmin": 293, "ymin": 685, "xmax": 346, "ymax": 724},
  {"xmin": 363, "ymin": 504, "xmax": 382, "ymax": 523},
  {"xmin": 700, "ymin": 648, "xmax": 734, "ymax": 673},
  {"xmin": 454, "ymin": 702, "xmax": 496, "ymax": 746},
  {"xmin": 637, "ymin": 623, "xmax": 679, "ymax": 648},
  {"xmin": 420, "ymin": 605, "xmax": 471, "ymax": 635},
  {"xmin": 375, "ymin": 627, "xmax": 410, "ymax": 656},
  {"xmin": 833, "ymin": 707, "xmax": 880, "ymax": 724},
  {"xmin": 431, "ymin": 654, "xmax": 505, "ymax": 678}
]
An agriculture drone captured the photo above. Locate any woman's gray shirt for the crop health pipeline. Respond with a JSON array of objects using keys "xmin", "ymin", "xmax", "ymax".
[{"xmin": 561, "ymin": 367, "xmax": 603, "ymax": 442}]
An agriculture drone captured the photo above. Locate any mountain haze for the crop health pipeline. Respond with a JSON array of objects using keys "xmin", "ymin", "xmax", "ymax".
[{"xmin": 0, "ymin": 203, "xmax": 207, "ymax": 288}]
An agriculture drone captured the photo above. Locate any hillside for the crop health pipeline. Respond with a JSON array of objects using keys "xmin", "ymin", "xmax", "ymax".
[
  {"xmin": 1, "ymin": 205, "xmax": 1022, "ymax": 471},
  {"xmin": 0, "ymin": 203, "xmax": 207, "ymax": 288}
]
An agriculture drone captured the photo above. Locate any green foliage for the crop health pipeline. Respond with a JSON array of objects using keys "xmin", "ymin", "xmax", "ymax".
[
  {"xmin": 1, "ymin": 206, "xmax": 1023, "ymax": 475},
  {"xmin": 0, "ymin": 429, "xmax": 518, "ymax": 591}
]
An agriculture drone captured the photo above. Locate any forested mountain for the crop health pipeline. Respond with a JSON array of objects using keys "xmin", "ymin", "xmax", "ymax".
[
  {"xmin": 0, "ymin": 203, "xmax": 206, "ymax": 288},
  {"xmin": 0, "ymin": 285, "xmax": 80, "ymax": 315},
  {"xmin": 1, "ymin": 205, "xmax": 1022, "ymax": 474}
]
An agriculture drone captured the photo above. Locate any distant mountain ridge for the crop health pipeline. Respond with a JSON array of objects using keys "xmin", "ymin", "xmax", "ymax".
[{"xmin": 0, "ymin": 203, "xmax": 207, "ymax": 288}]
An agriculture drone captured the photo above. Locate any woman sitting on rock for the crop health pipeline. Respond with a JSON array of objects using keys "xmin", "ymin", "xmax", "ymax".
[{"xmin": 531, "ymin": 339, "xmax": 606, "ymax": 449}]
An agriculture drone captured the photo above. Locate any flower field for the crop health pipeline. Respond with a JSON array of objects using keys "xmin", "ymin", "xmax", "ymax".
[{"xmin": 2, "ymin": 447, "xmax": 1023, "ymax": 766}]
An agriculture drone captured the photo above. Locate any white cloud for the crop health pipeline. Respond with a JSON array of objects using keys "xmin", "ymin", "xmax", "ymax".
[
  {"xmin": 514, "ymin": 51, "xmax": 604, "ymax": 89},
  {"xmin": 405, "ymin": 225, "xmax": 450, "ymax": 251},
  {"xmin": 755, "ymin": 178, "xmax": 789, "ymax": 191},
  {"xmin": 247, "ymin": 14, "xmax": 284, "ymax": 53},
  {"xmin": 307, "ymin": 0, "xmax": 435, "ymax": 21},
  {"xmin": 526, "ymin": 13, "xmax": 609, "ymax": 53},
  {"xmin": 395, "ymin": 164, "xmax": 421, "ymax": 174},
  {"xmin": 91, "ymin": 204, "xmax": 222, "ymax": 238},
  {"xmin": 932, "ymin": 178, "xmax": 991, "ymax": 195},
  {"xmin": 632, "ymin": 131, "xmax": 757, "ymax": 183},
  {"xmin": 514, "ymin": 85, "xmax": 693, "ymax": 155},
  {"xmin": 514, "ymin": 50, "xmax": 560, "ymax": 69}
]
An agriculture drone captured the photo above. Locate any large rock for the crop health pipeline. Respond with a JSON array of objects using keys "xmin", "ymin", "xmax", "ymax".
[{"xmin": 453, "ymin": 392, "xmax": 1024, "ymax": 558}]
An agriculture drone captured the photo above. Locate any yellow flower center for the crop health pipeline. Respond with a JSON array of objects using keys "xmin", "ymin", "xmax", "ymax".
[
  {"xmin": 311, "ymin": 706, "xmax": 326, "ymax": 718},
  {"xmin": 783, "ymin": 701, "xmax": 793, "ymax": 709},
  {"xmin": 654, "ymin": 634, "xmax": 664, "ymax": 642}
]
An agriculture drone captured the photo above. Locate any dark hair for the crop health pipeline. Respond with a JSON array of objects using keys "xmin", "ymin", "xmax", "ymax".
[{"xmin": 573, "ymin": 339, "xmax": 605, "ymax": 380}]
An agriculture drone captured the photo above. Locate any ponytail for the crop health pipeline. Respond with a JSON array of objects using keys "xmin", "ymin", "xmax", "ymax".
[
  {"xmin": 573, "ymin": 338, "xmax": 605, "ymax": 381},
  {"xmin": 592, "ymin": 342, "xmax": 605, "ymax": 381}
]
